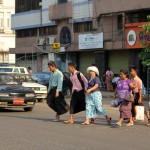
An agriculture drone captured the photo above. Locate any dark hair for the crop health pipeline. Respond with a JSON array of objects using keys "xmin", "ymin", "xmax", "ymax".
[
  {"xmin": 129, "ymin": 66, "xmax": 138, "ymax": 73},
  {"xmin": 28, "ymin": 67, "xmax": 32, "ymax": 70},
  {"xmin": 91, "ymin": 64, "xmax": 95, "ymax": 66},
  {"xmin": 68, "ymin": 62, "xmax": 77, "ymax": 69},
  {"xmin": 48, "ymin": 61, "xmax": 56, "ymax": 67},
  {"xmin": 120, "ymin": 69, "xmax": 129, "ymax": 78},
  {"xmin": 108, "ymin": 67, "xmax": 110, "ymax": 71}
]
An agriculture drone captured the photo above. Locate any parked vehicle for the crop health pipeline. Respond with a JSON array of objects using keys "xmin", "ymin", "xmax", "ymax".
[
  {"xmin": 13, "ymin": 74, "xmax": 47, "ymax": 102},
  {"xmin": 0, "ymin": 67, "xmax": 28, "ymax": 74},
  {"xmin": 0, "ymin": 73, "xmax": 36, "ymax": 111},
  {"xmin": 32, "ymin": 72, "xmax": 72, "ymax": 96}
]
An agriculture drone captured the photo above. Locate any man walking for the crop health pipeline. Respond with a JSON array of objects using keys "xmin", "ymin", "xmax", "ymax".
[
  {"xmin": 129, "ymin": 66, "xmax": 150, "ymax": 125},
  {"xmin": 64, "ymin": 62, "xmax": 88, "ymax": 124},
  {"xmin": 47, "ymin": 61, "xmax": 69, "ymax": 122}
]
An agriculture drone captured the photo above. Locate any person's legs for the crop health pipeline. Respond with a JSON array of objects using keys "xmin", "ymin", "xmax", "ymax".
[
  {"xmin": 116, "ymin": 118, "xmax": 123, "ymax": 126},
  {"xmin": 64, "ymin": 93, "xmax": 76, "ymax": 124}
]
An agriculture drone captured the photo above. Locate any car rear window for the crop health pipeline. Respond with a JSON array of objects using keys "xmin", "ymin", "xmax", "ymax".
[
  {"xmin": 0, "ymin": 68, "xmax": 13, "ymax": 72},
  {"xmin": 20, "ymin": 68, "xmax": 25, "ymax": 73}
]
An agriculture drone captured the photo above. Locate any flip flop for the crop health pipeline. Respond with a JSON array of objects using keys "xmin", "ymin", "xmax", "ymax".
[
  {"xmin": 126, "ymin": 123, "xmax": 134, "ymax": 127},
  {"xmin": 81, "ymin": 122, "xmax": 90, "ymax": 125},
  {"xmin": 116, "ymin": 122, "xmax": 122, "ymax": 127},
  {"xmin": 64, "ymin": 120, "xmax": 74, "ymax": 124}
]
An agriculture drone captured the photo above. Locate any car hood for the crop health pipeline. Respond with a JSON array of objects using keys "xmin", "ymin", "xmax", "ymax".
[
  {"xmin": 0, "ymin": 85, "xmax": 33, "ymax": 93},
  {"xmin": 22, "ymin": 82, "xmax": 47, "ymax": 88}
]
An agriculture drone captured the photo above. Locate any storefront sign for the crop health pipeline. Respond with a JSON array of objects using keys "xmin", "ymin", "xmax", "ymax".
[
  {"xmin": 79, "ymin": 33, "xmax": 103, "ymax": 49},
  {"xmin": 126, "ymin": 22, "xmax": 149, "ymax": 49},
  {"xmin": 53, "ymin": 42, "xmax": 60, "ymax": 49}
]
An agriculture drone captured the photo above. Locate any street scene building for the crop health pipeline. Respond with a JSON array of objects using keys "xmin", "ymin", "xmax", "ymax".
[
  {"xmin": 11, "ymin": 0, "xmax": 150, "ymax": 85},
  {"xmin": 0, "ymin": 0, "xmax": 15, "ymax": 65}
]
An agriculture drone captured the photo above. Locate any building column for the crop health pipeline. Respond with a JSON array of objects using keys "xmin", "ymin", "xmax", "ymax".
[
  {"xmin": 95, "ymin": 51, "xmax": 107, "ymax": 76},
  {"xmin": 37, "ymin": 55, "xmax": 42, "ymax": 72}
]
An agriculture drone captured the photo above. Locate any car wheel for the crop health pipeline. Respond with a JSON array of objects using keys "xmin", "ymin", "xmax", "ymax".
[
  {"xmin": 66, "ymin": 88, "xmax": 71, "ymax": 96},
  {"xmin": 37, "ymin": 99, "xmax": 44, "ymax": 103},
  {"xmin": 24, "ymin": 107, "xmax": 33, "ymax": 112}
]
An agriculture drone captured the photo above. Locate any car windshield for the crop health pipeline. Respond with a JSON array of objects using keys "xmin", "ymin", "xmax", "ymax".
[
  {"xmin": 0, "ymin": 74, "xmax": 18, "ymax": 85},
  {"xmin": 15, "ymin": 75, "xmax": 35, "ymax": 83},
  {"xmin": 0, "ymin": 68, "xmax": 13, "ymax": 72},
  {"xmin": 32, "ymin": 74, "xmax": 50, "ymax": 81}
]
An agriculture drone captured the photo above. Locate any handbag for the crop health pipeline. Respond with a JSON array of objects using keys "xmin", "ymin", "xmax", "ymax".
[
  {"xmin": 134, "ymin": 106, "xmax": 144, "ymax": 121},
  {"xmin": 125, "ymin": 92, "xmax": 134, "ymax": 102}
]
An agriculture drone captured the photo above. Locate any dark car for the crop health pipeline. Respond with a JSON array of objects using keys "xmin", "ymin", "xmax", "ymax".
[
  {"xmin": 0, "ymin": 73, "xmax": 36, "ymax": 111},
  {"xmin": 32, "ymin": 72, "xmax": 72, "ymax": 96}
]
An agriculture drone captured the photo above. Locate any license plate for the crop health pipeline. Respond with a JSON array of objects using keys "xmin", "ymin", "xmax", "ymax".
[
  {"xmin": 27, "ymin": 102, "xmax": 34, "ymax": 105},
  {"xmin": 13, "ymin": 98, "xmax": 24, "ymax": 105},
  {"xmin": 0, "ymin": 102, "xmax": 8, "ymax": 105}
]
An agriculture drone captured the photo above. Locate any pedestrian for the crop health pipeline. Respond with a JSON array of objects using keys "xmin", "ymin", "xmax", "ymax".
[
  {"xmin": 47, "ymin": 61, "xmax": 69, "ymax": 122},
  {"xmin": 64, "ymin": 62, "xmax": 88, "ymax": 124},
  {"xmin": 27, "ymin": 67, "xmax": 32, "ymax": 74},
  {"xmin": 114, "ymin": 69, "xmax": 134, "ymax": 127},
  {"xmin": 129, "ymin": 66, "xmax": 150, "ymax": 126},
  {"xmin": 105, "ymin": 67, "xmax": 114, "ymax": 91},
  {"xmin": 82, "ymin": 66, "xmax": 111, "ymax": 125}
]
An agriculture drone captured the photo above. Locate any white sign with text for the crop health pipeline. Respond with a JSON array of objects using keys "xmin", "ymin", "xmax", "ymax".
[{"xmin": 79, "ymin": 33, "xmax": 103, "ymax": 49}]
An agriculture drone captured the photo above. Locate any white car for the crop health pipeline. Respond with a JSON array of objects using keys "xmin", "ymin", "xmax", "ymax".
[
  {"xmin": 0, "ymin": 67, "xmax": 28, "ymax": 74},
  {"xmin": 13, "ymin": 74, "xmax": 47, "ymax": 102}
]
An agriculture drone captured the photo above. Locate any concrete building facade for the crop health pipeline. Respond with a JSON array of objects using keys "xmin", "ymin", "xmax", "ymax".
[
  {"xmin": 0, "ymin": 0, "xmax": 15, "ymax": 65},
  {"xmin": 11, "ymin": 0, "xmax": 150, "ymax": 84}
]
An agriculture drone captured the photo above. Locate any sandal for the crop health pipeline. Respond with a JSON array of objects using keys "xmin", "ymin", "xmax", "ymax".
[
  {"xmin": 116, "ymin": 122, "xmax": 122, "ymax": 127},
  {"xmin": 81, "ymin": 122, "xmax": 90, "ymax": 125},
  {"xmin": 126, "ymin": 122, "xmax": 134, "ymax": 127},
  {"xmin": 107, "ymin": 117, "xmax": 112, "ymax": 125},
  {"xmin": 64, "ymin": 120, "xmax": 74, "ymax": 124},
  {"xmin": 90, "ymin": 118, "xmax": 96, "ymax": 124}
]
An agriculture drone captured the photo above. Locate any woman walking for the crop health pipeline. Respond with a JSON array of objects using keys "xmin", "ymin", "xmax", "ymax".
[
  {"xmin": 82, "ymin": 66, "xmax": 111, "ymax": 125},
  {"xmin": 114, "ymin": 70, "xmax": 134, "ymax": 127}
]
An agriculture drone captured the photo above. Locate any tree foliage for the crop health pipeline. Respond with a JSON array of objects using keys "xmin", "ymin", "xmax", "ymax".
[{"xmin": 139, "ymin": 16, "xmax": 150, "ymax": 67}]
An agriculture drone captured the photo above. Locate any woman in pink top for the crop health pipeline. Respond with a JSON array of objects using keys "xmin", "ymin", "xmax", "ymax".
[{"xmin": 105, "ymin": 67, "xmax": 114, "ymax": 91}]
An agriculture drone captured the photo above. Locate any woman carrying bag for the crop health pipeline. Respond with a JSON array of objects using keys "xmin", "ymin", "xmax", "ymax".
[{"xmin": 82, "ymin": 66, "xmax": 111, "ymax": 125}]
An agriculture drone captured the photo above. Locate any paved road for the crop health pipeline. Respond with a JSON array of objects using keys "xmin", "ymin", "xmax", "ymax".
[{"xmin": 0, "ymin": 98, "xmax": 150, "ymax": 150}]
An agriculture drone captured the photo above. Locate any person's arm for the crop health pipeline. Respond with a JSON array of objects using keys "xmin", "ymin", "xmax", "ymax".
[
  {"xmin": 138, "ymin": 80, "xmax": 143, "ymax": 104},
  {"xmin": 86, "ymin": 84, "xmax": 99, "ymax": 94},
  {"xmin": 80, "ymin": 73, "xmax": 88, "ymax": 91},
  {"xmin": 114, "ymin": 89, "xmax": 118, "ymax": 100},
  {"xmin": 56, "ymin": 73, "xmax": 63, "ymax": 97},
  {"xmin": 48, "ymin": 74, "xmax": 52, "ymax": 93}
]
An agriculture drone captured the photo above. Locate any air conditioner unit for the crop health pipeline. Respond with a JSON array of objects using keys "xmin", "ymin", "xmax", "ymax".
[
  {"xmin": 36, "ymin": 38, "xmax": 45, "ymax": 46},
  {"xmin": 46, "ymin": 37, "xmax": 55, "ymax": 45}
]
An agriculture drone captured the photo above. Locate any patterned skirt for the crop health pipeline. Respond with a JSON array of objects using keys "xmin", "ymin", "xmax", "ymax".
[{"xmin": 86, "ymin": 91, "xmax": 107, "ymax": 119}]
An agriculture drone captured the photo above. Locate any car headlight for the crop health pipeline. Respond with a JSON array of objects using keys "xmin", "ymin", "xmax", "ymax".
[
  {"xmin": 40, "ymin": 87, "xmax": 47, "ymax": 91},
  {"xmin": 25, "ymin": 93, "xmax": 35, "ymax": 98},
  {"xmin": 0, "ymin": 93, "xmax": 9, "ymax": 97}
]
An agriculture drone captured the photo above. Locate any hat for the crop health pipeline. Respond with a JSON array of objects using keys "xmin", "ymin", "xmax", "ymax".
[{"xmin": 87, "ymin": 66, "xmax": 99, "ymax": 76}]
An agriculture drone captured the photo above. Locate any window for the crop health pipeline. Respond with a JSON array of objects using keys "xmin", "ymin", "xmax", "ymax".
[
  {"xmin": 16, "ymin": 28, "xmax": 37, "ymax": 38},
  {"xmin": 7, "ymin": 12, "xmax": 11, "ymax": 28},
  {"xmin": 20, "ymin": 68, "xmax": 25, "ymax": 73},
  {"xmin": 13, "ymin": 68, "xmax": 19, "ymax": 73},
  {"xmin": 58, "ymin": 0, "xmax": 68, "ymax": 4},
  {"xmin": 125, "ymin": 9, "xmax": 150, "ymax": 23},
  {"xmin": 16, "ymin": 0, "xmax": 42, "ymax": 13},
  {"xmin": 117, "ymin": 15, "xmax": 123, "ymax": 30},
  {"xmin": 39, "ymin": 26, "xmax": 57, "ymax": 36},
  {"xmin": 74, "ymin": 23, "xmax": 83, "ymax": 33},
  {"xmin": 60, "ymin": 26, "xmax": 71, "ymax": 44},
  {"xmin": 84, "ymin": 22, "xmax": 93, "ymax": 32},
  {"xmin": 74, "ymin": 22, "xmax": 93, "ymax": 33},
  {"xmin": 0, "ymin": 12, "xmax": 4, "ymax": 28}
]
